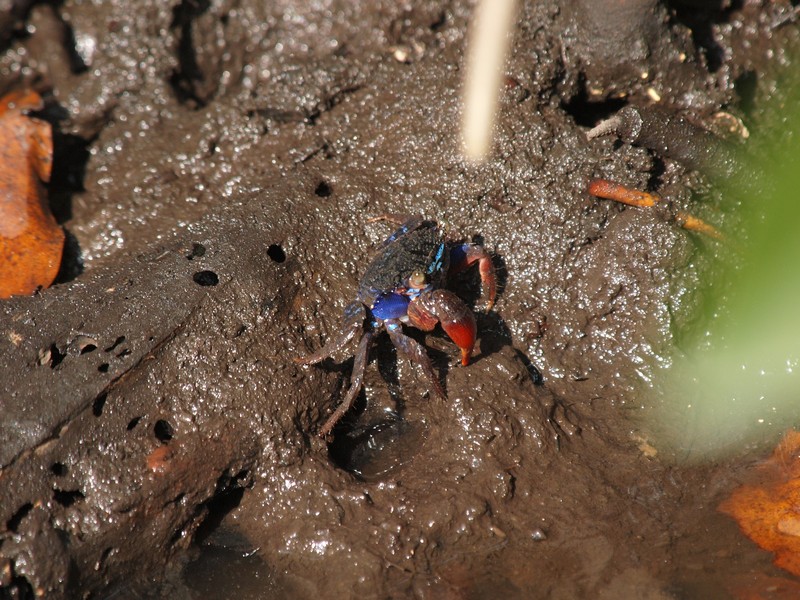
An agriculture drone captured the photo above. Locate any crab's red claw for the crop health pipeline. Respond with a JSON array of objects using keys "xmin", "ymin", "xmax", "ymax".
[
  {"xmin": 442, "ymin": 312, "xmax": 477, "ymax": 366},
  {"xmin": 409, "ymin": 289, "xmax": 477, "ymax": 366}
]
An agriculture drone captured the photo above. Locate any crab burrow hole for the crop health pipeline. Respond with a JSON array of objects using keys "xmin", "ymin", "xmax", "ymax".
[
  {"xmin": 267, "ymin": 244, "xmax": 286, "ymax": 263},
  {"xmin": 92, "ymin": 393, "xmax": 108, "ymax": 417},
  {"xmin": 562, "ymin": 85, "xmax": 628, "ymax": 129},
  {"xmin": 154, "ymin": 419, "xmax": 175, "ymax": 443},
  {"xmin": 193, "ymin": 270, "xmax": 219, "ymax": 286},
  {"xmin": 314, "ymin": 180, "xmax": 332, "ymax": 198},
  {"xmin": 53, "ymin": 488, "xmax": 85, "ymax": 508},
  {"xmin": 186, "ymin": 242, "xmax": 206, "ymax": 260},
  {"xmin": 50, "ymin": 462, "xmax": 68, "ymax": 476}
]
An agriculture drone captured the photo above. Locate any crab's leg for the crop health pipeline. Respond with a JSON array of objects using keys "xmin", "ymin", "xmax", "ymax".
[
  {"xmin": 448, "ymin": 244, "xmax": 497, "ymax": 311},
  {"xmin": 366, "ymin": 214, "xmax": 425, "ymax": 247},
  {"xmin": 407, "ymin": 289, "xmax": 477, "ymax": 367},
  {"xmin": 385, "ymin": 319, "xmax": 447, "ymax": 400},
  {"xmin": 295, "ymin": 301, "xmax": 366, "ymax": 365},
  {"xmin": 318, "ymin": 331, "xmax": 374, "ymax": 437}
]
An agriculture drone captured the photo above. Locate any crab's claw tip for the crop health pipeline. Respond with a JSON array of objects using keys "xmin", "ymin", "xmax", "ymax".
[
  {"xmin": 460, "ymin": 346, "xmax": 472, "ymax": 367},
  {"xmin": 441, "ymin": 313, "xmax": 477, "ymax": 367}
]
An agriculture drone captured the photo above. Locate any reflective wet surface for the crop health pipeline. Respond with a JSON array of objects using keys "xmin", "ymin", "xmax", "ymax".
[{"xmin": 1, "ymin": 1, "xmax": 799, "ymax": 598}]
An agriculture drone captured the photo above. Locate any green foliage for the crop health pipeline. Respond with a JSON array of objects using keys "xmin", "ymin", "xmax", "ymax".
[{"xmin": 653, "ymin": 88, "xmax": 800, "ymax": 461}]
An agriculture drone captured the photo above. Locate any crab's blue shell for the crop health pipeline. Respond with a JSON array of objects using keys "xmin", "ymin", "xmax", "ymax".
[{"xmin": 357, "ymin": 220, "xmax": 449, "ymax": 323}]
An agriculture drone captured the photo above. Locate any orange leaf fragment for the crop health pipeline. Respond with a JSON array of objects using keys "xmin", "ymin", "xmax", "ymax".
[
  {"xmin": 720, "ymin": 430, "xmax": 800, "ymax": 577},
  {"xmin": 146, "ymin": 445, "xmax": 174, "ymax": 473},
  {"xmin": 0, "ymin": 90, "xmax": 64, "ymax": 298}
]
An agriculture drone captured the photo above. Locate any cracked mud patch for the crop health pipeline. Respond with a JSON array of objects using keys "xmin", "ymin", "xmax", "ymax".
[{"xmin": 1, "ymin": 0, "xmax": 798, "ymax": 598}]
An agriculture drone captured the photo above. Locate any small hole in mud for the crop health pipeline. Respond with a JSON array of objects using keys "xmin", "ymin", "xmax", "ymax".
[
  {"xmin": 193, "ymin": 270, "xmax": 219, "ymax": 286},
  {"xmin": 267, "ymin": 244, "xmax": 286, "ymax": 263},
  {"xmin": 51, "ymin": 462, "xmax": 68, "ymax": 476},
  {"xmin": 47, "ymin": 344, "xmax": 66, "ymax": 369},
  {"xmin": 67, "ymin": 335, "xmax": 99, "ymax": 356},
  {"xmin": 79, "ymin": 342, "xmax": 97, "ymax": 355},
  {"xmin": 314, "ymin": 180, "xmax": 332, "ymax": 197},
  {"xmin": 127, "ymin": 416, "xmax": 142, "ymax": 431},
  {"xmin": 105, "ymin": 336, "xmax": 126, "ymax": 352},
  {"xmin": 98, "ymin": 363, "xmax": 109, "ymax": 373},
  {"xmin": 328, "ymin": 419, "xmax": 417, "ymax": 480},
  {"xmin": 53, "ymin": 489, "xmax": 85, "ymax": 507},
  {"xmin": 92, "ymin": 393, "xmax": 107, "ymax": 417},
  {"xmin": 7, "ymin": 503, "xmax": 33, "ymax": 532},
  {"xmin": 562, "ymin": 88, "xmax": 628, "ymax": 128},
  {"xmin": 187, "ymin": 242, "xmax": 206, "ymax": 260},
  {"xmin": 154, "ymin": 419, "xmax": 174, "ymax": 442},
  {"xmin": 430, "ymin": 10, "xmax": 446, "ymax": 31},
  {"xmin": 117, "ymin": 348, "xmax": 131, "ymax": 359}
]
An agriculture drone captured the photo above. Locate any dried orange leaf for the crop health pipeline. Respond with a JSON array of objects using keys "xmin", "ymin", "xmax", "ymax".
[
  {"xmin": 0, "ymin": 90, "xmax": 64, "ymax": 298},
  {"xmin": 720, "ymin": 430, "xmax": 800, "ymax": 577}
]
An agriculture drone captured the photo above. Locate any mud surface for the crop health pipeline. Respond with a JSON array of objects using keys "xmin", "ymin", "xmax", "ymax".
[{"xmin": 0, "ymin": 1, "xmax": 798, "ymax": 598}]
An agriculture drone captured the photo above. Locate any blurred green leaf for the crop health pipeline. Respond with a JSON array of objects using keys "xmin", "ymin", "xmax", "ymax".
[{"xmin": 652, "ymin": 81, "xmax": 800, "ymax": 461}]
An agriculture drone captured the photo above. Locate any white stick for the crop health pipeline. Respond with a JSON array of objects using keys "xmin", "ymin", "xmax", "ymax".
[{"xmin": 461, "ymin": 0, "xmax": 518, "ymax": 162}]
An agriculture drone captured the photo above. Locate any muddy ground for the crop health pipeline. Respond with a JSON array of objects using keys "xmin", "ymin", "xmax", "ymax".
[{"xmin": 1, "ymin": 0, "xmax": 799, "ymax": 598}]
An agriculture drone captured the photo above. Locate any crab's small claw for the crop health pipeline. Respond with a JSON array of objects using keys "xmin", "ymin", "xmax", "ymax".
[
  {"xmin": 367, "ymin": 214, "xmax": 427, "ymax": 248},
  {"xmin": 408, "ymin": 289, "xmax": 477, "ymax": 366},
  {"xmin": 449, "ymin": 244, "xmax": 497, "ymax": 311}
]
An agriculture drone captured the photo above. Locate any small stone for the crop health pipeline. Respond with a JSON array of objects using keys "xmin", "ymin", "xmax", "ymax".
[{"xmin": 531, "ymin": 528, "xmax": 547, "ymax": 541}]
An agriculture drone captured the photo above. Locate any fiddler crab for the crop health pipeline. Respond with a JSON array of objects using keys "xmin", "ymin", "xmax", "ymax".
[{"xmin": 295, "ymin": 215, "xmax": 496, "ymax": 436}]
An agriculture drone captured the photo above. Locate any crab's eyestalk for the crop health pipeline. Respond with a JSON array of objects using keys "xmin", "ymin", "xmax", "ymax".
[
  {"xmin": 407, "ymin": 270, "xmax": 428, "ymax": 290},
  {"xmin": 408, "ymin": 289, "xmax": 477, "ymax": 366}
]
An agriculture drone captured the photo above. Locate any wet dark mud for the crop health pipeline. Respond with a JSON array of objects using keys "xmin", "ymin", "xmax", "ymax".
[{"xmin": 0, "ymin": 0, "xmax": 798, "ymax": 598}]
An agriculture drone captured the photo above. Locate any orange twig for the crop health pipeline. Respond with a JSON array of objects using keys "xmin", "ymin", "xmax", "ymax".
[
  {"xmin": 587, "ymin": 178, "xmax": 657, "ymax": 208},
  {"xmin": 588, "ymin": 178, "xmax": 723, "ymax": 240}
]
